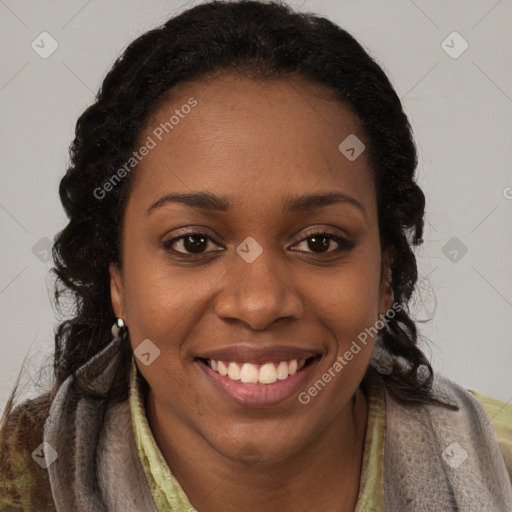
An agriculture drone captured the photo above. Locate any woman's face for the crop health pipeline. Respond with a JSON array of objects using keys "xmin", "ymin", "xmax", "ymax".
[{"xmin": 110, "ymin": 73, "xmax": 393, "ymax": 463}]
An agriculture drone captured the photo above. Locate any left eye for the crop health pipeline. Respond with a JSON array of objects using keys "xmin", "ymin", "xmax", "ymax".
[{"xmin": 292, "ymin": 232, "xmax": 352, "ymax": 254}]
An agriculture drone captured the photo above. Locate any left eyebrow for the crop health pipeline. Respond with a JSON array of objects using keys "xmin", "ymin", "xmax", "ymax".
[
  {"xmin": 146, "ymin": 191, "xmax": 366, "ymax": 218},
  {"xmin": 283, "ymin": 191, "xmax": 365, "ymax": 217}
]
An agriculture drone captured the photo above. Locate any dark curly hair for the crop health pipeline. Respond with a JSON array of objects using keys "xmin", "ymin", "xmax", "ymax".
[{"xmin": 1, "ymin": 0, "xmax": 452, "ymax": 507}]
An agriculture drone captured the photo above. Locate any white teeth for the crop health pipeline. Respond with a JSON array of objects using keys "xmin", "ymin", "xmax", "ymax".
[
  {"xmin": 259, "ymin": 363, "xmax": 277, "ymax": 384},
  {"xmin": 217, "ymin": 361, "xmax": 228, "ymax": 376},
  {"xmin": 240, "ymin": 363, "xmax": 259, "ymax": 384},
  {"xmin": 207, "ymin": 357, "xmax": 312, "ymax": 385},
  {"xmin": 228, "ymin": 362, "xmax": 241, "ymax": 380},
  {"xmin": 276, "ymin": 361, "xmax": 289, "ymax": 380}
]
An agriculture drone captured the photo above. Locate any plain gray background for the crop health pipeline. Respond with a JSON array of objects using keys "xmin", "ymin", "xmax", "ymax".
[{"xmin": 1, "ymin": 0, "xmax": 511, "ymax": 413}]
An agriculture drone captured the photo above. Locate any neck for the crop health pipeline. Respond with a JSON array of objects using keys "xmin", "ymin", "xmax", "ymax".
[{"xmin": 146, "ymin": 386, "xmax": 368, "ymax": 512}]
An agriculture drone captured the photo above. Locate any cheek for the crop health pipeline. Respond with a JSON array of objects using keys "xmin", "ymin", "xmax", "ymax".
[
  {"xmin": 119, "ymin": 253, "xmax": 193, "ymax": 362},
  {"xmin": 121, "ymin": 236, "xmax": 212, "ymax": 332},
  {"xmin": 120, "ymin": 259, "xmax": 208, "ymax": 408},
  {"xmin": 299, "ymin": 262, "xmax": 380, "ymax": 411},
  {"xmin": 303, "ymin": 253, "xmax": 382, "ymax": 342},
  {"xmin": 297, "ymin": 254, "xmax": 382, "ymax": 403}
]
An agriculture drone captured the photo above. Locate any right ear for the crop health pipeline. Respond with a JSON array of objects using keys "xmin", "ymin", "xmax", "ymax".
[{"xmin": 109, "ymin": 263, "xmax": 125, "ymax": 320}]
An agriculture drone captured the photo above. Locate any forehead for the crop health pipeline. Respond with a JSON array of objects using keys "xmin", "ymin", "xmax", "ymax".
[{"xmin": 128, "ymin": 73, "xmax": 374, "ymax": 216}]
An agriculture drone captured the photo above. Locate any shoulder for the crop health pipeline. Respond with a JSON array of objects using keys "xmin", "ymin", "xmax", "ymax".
[
  {"xmin": 0, "ymin": 393, "xmax": 56, "ymax": 511},
  {"xmin": 427, "ymin": 373, "xmax": 512, "ymax": 483},
  {"xmin": 467, "ymin": 388, "xmax": 512, "ymax": 482},
  {"xmin": 378, "ymin": 372, "xmax": 512, "ymax": 508}
]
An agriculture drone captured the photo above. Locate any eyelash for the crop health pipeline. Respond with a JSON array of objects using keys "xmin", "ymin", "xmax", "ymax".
[{"xmin": 162, "ymin": 229, "xmax": 354, "ymax": 258}]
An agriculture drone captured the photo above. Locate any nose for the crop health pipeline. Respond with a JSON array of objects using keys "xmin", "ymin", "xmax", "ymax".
[{"xmin": 213, "ymin": 249, "xmax": 304, "ymax": 331}]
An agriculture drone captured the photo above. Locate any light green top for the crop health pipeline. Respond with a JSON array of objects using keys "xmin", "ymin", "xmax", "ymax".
[
  {"xmin": 130, "ymin": 358, "xmax": 194, "ymax": 510},
  {"xmin": 129, "ymin": 358, "xmax": 512, "ymax": 512}
]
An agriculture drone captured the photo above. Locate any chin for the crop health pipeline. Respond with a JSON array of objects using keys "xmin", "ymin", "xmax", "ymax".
[{"xmin": 212, "ymin": 430, "xmax": 305, "ymax": 467}]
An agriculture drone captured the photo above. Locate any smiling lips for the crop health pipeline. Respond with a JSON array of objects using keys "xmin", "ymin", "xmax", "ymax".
[
  {"xmin": 196, "ymin": 344, "xmax": 322, "ymax": 386},
  {"xmin": 197, "ymin": 348, "xmax": 322, "ymax": 407}
]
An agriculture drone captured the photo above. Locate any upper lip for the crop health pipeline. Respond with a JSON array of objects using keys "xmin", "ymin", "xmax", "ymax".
[{"xmin": 195, "ymin": 344, "xmax": 323, "ymax": 364}]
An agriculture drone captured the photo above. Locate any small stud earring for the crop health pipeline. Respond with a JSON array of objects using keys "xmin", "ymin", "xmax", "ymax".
[{"xmin": 111, "ymin": 317, "xmax": 126, "ymax": 339}]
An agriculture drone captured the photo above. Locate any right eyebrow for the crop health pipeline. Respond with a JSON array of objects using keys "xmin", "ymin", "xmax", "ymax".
[{"xmin": 147, "ymin": 192, "xmax": 230, "ymax": 216}]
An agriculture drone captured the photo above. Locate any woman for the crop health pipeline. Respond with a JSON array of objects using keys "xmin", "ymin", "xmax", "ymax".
[{"xmin": 1, "ymin": 1, "xmax": 510, "ymax": 510}]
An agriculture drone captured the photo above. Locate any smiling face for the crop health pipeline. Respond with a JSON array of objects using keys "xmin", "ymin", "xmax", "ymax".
[{"xmin": 110, "ymin": 72, "xmax": 393, "ymax": 465}]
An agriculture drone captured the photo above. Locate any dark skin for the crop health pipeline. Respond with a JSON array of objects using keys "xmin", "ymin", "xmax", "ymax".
[{"xmin": 110, "ymin": 73, "xmax": 393, "ymax": 511}]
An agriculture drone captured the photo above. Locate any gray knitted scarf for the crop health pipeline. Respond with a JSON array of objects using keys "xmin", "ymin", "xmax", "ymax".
[{"xmin": 44, "ymin": 337, "xmax": 512, "ymax": 511}]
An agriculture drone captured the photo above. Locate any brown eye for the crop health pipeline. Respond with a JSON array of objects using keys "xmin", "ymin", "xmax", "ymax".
[
  {"xmin": 292, "ymin": 232, "xmax": 354, "ymax": 255},
  {"xmin": 164, "ymin": 233, "xmax": 221, "ymax": 255},
  {"xmin": 306, "ymin": 234, "xmax": 331, "ymax": 253},
  {"xmin": 181, "ymin": 234, "xmax": 208, "ymax": 253}
]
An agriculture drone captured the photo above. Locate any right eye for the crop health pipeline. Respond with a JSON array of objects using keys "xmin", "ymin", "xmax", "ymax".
[{"xmin": 163, "ymin": 232, "xmax": 224, "ymax": 256}]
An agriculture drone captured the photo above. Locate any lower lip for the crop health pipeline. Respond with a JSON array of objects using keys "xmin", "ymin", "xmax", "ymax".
[{"xmin": 196, "ymin": 358, "xmax": 321, "ymax": 407}]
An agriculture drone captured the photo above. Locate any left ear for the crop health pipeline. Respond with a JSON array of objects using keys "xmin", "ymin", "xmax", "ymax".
[
  {"xmin": 378, "ymin": 246, "xmax": 395, "ymax": 316},
  {"xmin": 109, "ymin": 262, "xmax": 126, "ymax": 321}
]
